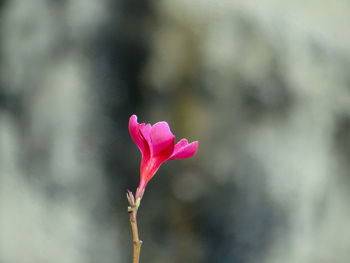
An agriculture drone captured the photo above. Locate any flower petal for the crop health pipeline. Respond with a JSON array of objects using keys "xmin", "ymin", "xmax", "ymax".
[
  {"xmin": 139, "ymin": 123, "xmax": 152, "ymax": 172},
  {"xmin": 129, "ymin": 115, "xmax": 147, "ymax": 153},
  {"xmin": 139, "ymin": 123, "xmax": 151, "ymax": 146},
  {"xmin": 172, "ymin": 138, "xmax": 189, "ymax": 152},
  {"xmin": 150, "ymin": 121, "xmax": 175, "ymax": 157},
  {"xmin": 168, "ymin": 140, "xmax": 198, "ymax": 160}
]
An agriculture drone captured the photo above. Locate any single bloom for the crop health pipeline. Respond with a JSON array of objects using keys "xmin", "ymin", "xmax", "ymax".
[{"xmin": 129, "ymin": 114, "xmax": 198, "ymax": 200}]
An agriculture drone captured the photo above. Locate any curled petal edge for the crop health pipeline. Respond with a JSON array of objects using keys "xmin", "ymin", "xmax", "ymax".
[
  {"xmin": 129, "ymin": 115, "xmax": 145, "ymax": 153},
  {"xmin": 167, "ymin": 140, "xmax": 198, "ymax": 161}
]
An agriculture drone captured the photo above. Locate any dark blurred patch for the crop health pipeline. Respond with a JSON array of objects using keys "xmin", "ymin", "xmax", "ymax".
[
  {"xmin": 333, "ymin": 114, "xmax": 350, "ymax": 183},
  {"xmin": 119, "ymin": 0, "xmax": 152, "ymax": 17},
  {"xmin": 89, "ymin": 0, "xmax": 154, "ymax": 211},
  {"xmin": 334, "ymin": 115, "xmax": 350, "ymax": 156},
  {"xmin": 233, "ymin": 15, "xmax": 293, "ymax": 119},
  {"xmin": 0, "ymin": 91, "xmax": 23, "ymax": 119},
  {"xmin": 242, "ymin": 70, "xmax": 291, "ymax": 119},
  {"xmin": 0, "ymin": 0, "xmax": 5, "ymax": 9},
  {"xmin": 195, "ymin": 182, "xmax": 237, "ymax": 263},
  {"xmin": 194, "ymin": 156, "xmax": 288, "ymax": 263}
]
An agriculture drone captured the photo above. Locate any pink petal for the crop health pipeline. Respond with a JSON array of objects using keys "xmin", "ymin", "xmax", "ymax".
[
  {"xmin": 140, "ymin": 157, "xmax": 163, "ymax": 186},
  {"xmin": 139, "ymin": 123, "xmax": 151, "ymax": 146},
  {"xmin": 167, "ymin": 140, "xmax": 198, "ymax": 160},
  {"xmin": 172, "ymin": 138, "xmax": 189, "ymax": 151},
  {"xmin": 129, "ymin": 115, "xmax": 147, "ymax": 153},
  {"xmin": 149, "ymin": 121, "xmax": 175, "ymax": 157},
  {"xmin": 139, "ymin": 123, "xmax": 152, "ymax": 172}
]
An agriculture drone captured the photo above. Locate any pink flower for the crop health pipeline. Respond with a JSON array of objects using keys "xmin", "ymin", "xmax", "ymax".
[{"xmin": 129, "ymin": 114, "xmax": 198, "ymax": 200}]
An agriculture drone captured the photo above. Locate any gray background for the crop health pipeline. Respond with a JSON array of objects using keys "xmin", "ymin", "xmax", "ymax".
[{"xmin": 1, "ymin": 1, "xmax": 350, "ymax": 262}]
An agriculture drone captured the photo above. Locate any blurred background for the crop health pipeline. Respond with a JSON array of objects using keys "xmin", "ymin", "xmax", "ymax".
[{"xmin": 1, "ymin": 0, "xmax": 350, "ymax": 262}]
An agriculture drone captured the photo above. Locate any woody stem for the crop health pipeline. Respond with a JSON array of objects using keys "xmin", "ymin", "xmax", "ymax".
[{"xmin": 127, "ymin": 194, "xmax": 142, "ymax": 263}]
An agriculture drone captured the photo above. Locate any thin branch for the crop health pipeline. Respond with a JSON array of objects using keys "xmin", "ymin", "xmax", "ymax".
[{"xmin": 127, "ymin": 191, "xmax": 142, "ymax": 263}]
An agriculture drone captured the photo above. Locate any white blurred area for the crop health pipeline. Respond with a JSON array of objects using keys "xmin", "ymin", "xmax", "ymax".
[
  {"xmin": 0, "ymin": 1, "xmax": 121, "ymax": 263},
  {"xmin": 146, "ymin": 1, "xmax": 350, "ymax": 263},
  {"xmin": 1, "ymin": 0, "xmax": 350, "ymax": 263}
]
